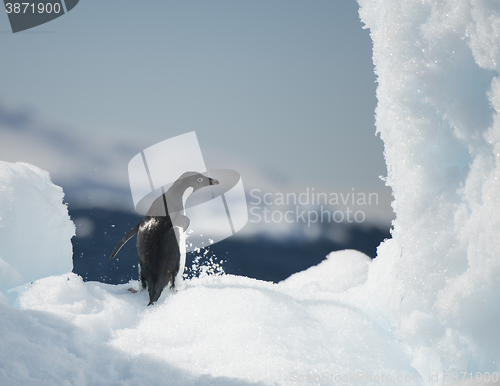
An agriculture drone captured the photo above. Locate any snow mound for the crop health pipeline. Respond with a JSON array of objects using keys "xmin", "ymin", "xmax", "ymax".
[
  {"xmin": 6, "ymin": 268, "xmax": 416, "ymax": 385},
  {"xmin": 0, "ymin": 162, "xmax": 74, "ymax": 298},
  {"xmin": 281, "ymin": 249, "xmax": 371, "ymax": 293}
]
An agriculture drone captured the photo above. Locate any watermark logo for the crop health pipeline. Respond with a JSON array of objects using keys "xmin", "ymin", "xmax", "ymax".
[
  {"xmin": 128, "ymin": 131, "xmax": 248, "ymax": 252},
  {"xmin": 289, "ymin": 370, "xmax": 425, "ymax": 384},
  {"xmin": 249, "ymin": 188, "xmax": 379, "ymax": 226},
  {"xmin": 4, "ymin": 0, "xmax": 79, "ymax": 33}
]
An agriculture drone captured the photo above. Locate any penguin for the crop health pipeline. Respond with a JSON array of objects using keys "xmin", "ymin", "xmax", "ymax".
[{"xmin": 109, "ymin": 171, "xmax": 219, "ymax": 305}]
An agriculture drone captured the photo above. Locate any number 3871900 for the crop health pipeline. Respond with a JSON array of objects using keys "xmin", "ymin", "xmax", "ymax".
[{"xmin": 5, "ymin": 2, "xmax": 62, "ymax": 14}]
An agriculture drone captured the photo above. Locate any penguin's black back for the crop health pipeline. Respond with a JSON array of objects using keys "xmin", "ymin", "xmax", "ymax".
[{"xmin": 137, "ymin": 214, "xmax": 180, "ymax": 305}]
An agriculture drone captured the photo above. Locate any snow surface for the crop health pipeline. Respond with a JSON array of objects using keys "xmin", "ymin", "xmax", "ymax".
[
  {"xmin": 2, "ymin": 269, "xmax": 415, "ymax": 385},
  {"xmin": 2, "ymin": 0, "xmax": 500, "ymax": 384}
]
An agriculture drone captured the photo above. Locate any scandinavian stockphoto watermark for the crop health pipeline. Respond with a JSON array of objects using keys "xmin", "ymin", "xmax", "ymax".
[
  {"xmin": 249, "ymin": 187, "xmax": 379, "ymax": 226},
  {"xmin": 289, "ymin": 370, "xmax": 425, "ymax": 384},
  {"xmin": 289, "ymin": 370, "xmax": 500, "ymax": 384},
  {"xmin": 290, "ymin": 371, "xmax": 424, "ymax": 384}
]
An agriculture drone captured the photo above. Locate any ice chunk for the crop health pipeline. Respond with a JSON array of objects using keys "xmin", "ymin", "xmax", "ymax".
[{"xmin": 0, "ymin": 162, "xmax": 75, "ymax": 300}]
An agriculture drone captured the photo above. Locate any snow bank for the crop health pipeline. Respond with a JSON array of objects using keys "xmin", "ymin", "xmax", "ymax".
[
  {"xmin": 358, "ymin": 0, "xmax": 500, "ymax": 375},
  {"xmin": 6, "ymin": 261, "xmax": 417, "ymax": 385},
  {"xmin": 0, "ymin": 162, "xmax": 74, "ymax": 301}
]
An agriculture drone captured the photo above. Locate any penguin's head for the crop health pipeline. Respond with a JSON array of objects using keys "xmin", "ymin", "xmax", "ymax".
[{"xmin": 176, "ymin": 171, "xmax": 219, "ymax": 192}]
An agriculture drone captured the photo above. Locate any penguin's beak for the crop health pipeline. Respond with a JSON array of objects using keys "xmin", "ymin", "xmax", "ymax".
[{"xmin": 209, "ymin": 178, "xmax": 219, "ymax": 186}]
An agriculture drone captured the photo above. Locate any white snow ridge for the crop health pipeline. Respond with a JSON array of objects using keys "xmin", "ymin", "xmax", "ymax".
[{"xmin": 1, "ymin": 0, "xmax": 500, "ymax": 384}]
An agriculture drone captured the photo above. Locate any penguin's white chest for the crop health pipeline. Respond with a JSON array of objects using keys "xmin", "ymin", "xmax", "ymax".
[
  {"xmin": 173, "ymin": 226, "xmax": 186, "ymax": 288},
  {"xmin": 173, "ymin": 187, "xmax": 194, "ymax": 288}
]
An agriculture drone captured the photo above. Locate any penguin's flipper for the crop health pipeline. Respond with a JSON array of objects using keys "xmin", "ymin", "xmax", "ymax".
[
  {"xmin": 109, "ymin": 220, "xmax": 141, "ymax": 260},
  {"xmin": 173, "ymin": 214, "xmax": 190, "ymax": 232}
]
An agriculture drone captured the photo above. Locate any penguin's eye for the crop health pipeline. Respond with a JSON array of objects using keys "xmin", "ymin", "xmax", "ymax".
[{"xmin": 197, "ymin": 177, "xmax": 203, "ymax": 183}]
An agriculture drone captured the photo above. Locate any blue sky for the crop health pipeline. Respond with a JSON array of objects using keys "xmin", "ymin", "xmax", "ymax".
[{"xmin": 0, "ymin": 0, "xmax": 393, "ymax": 224}]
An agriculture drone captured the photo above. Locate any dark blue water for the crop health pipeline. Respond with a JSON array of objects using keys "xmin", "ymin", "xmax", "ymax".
[{"xmin": 70, "ymin": 208, "xmax": 390, "ymax": 284}]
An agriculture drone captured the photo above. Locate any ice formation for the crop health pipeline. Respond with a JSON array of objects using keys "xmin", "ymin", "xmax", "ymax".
[
  {"xmin": 358, "ymin": 0, "xmax": 500, "ymax": 375},
  {"xmin": 0, "ymin": 162, "xmax": 74, "ymax": 303}
]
